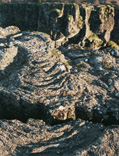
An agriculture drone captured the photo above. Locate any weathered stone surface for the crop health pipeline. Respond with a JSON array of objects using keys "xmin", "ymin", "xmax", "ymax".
[
  {"xmin": 0, "ymin": 3, "xmax": 119, "ymax": 49},
  {"xmin": 0, "ymin": 25, "xmax": 119, "ymax": 155},
  {"xmin": 0, "ymin": 26, "xmax": 119, "ymax": 124},
  {"xmin": 0, "ymin": 119, "xmax": 119, "ymax": 156}
]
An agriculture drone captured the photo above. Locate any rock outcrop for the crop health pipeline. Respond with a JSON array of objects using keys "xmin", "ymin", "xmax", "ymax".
[
  {"xmin": 0, "ymin": 3, "xmax": 119, "ymax": 49},
  {"xmin": 0, "ymin": 2, "xmax": 119, "ymax": 155},
  {"xmin": 0, "ymin": 26, "xmax": 119, "ymax": 125},
  {"xmin": 0, "ymin": 25, "xmax": 119, "ymax": 155},
  {"xmin": 1, "ymin": 118, "xmax": 119, "ymax": 156}
]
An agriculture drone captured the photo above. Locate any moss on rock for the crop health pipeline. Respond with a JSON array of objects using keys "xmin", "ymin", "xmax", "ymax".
[
  {"xmin": 85, "ymin": 33, "xmax": 103, "ymax": 49},
  {"xmin": 107, "ymin": 40, "xmax": 119, "ymax": 49},
  {"xmin": 88, "ymin": 33, "xmax": 101, "ymax": 42}
]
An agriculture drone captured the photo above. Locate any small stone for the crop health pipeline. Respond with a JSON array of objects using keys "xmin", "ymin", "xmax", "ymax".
[
  {"xmin": 97, "ymin": 107, "xmax": 100, "ymax": 111},
  {"xmin": 110, "ymin": 51, "xmax": 114, "ymax": 56},
  {"xmin": 85, "ymin": 58, "xmax": 88, "ymax": 62},
  {"xmin": 59, "ymin": 106, "xmax": 65, "ymax": 110},
  {"xmin": 58, "ymin": 65, "xmax": 66, "ymax": 71}
]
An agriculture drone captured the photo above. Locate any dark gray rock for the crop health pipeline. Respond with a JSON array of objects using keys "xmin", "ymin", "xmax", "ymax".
[
  {"xmin": 0, "ymin": 26, "xmax": 119, "ymax": 125},
  {"xmin": 0, "ymin": 3, "xmax": 119, "ymax": 49},
  {"xmin": 0, "ymin": 26, "xmax": 119, "ymax": 155}
]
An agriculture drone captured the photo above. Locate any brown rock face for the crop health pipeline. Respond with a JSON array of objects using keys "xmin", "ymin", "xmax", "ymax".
[
  {"xmin": 89, "ymin": 5, "xmax": 115, "ymax": 43},
  {"xmin": 37, "ymin": 3, "xmax": 119, "ymax": 49}
]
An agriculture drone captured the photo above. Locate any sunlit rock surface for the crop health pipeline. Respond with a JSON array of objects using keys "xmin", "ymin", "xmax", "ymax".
[{"xmin": 0, "ymin": 3, "xmax": 119, "ymax": 154}]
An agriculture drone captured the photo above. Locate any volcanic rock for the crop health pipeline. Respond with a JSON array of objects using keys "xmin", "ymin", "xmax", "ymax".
[
  {"xmin": 0, "ymin": 22, "xmax": 119, "ymax": 155},
  {"xmin": 0, "ymin": 3, "xmax": 119, "ymax": 49}
]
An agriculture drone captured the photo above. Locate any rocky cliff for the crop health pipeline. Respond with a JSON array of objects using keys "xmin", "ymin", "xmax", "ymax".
[
  {"xmin": 0, "ymin": 3, "xmax": 119, "ymax": 156},
  {"xmin": 0, "ymin": 3, "xmax": 119, "ymax": 49}
]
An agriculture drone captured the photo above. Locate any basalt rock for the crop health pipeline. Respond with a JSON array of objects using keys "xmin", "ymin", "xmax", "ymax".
[
  {"xmin": 0, "ymin": 26, "xmax": 119, "ymax": 124},
  {"xmin": 0, "ymin": 22, "xmax": 119, "ymax": 154},
  {"xmin": 0, "ymin": 118, "xmax": 119, "ymax": 156},
  {"xmin": 0, "ymin": 3, "xmax": 119, "ymax": 49}
]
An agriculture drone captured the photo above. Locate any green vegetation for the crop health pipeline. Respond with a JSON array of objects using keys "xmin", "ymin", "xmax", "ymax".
[
  {"xmin": 107, "ymin": 40, "xmax": 119, "ymax": 49},
  {"xmin": 51, "ymin": 50, "xmax": 61, "ymax": 57},
  {"xmin": 61, "ymin": 60, "xmax": 70, "ymax": 66},
  {"xmin": 88, "ymin": 33, "xmax": 102, "ymax": 43},
  {"xmin": 86, "ymin": 33, "xmax": 102, "ymax": 49}
]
